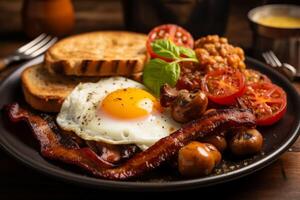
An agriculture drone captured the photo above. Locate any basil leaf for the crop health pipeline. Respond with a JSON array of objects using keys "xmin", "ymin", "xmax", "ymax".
[
  {"xmin": 178, "ymin": 46, "xmax": 197, "ymax": 59},
  {"xmin": 143, "ymin": 59, "xmax": 180, "ymax": 96},
  {"xmin": 151, "ymin": 39, "xmax": 181, "ymax": 59}
]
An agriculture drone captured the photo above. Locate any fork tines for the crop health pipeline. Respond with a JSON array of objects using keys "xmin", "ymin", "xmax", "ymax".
[
  {"xmin": 262, "ymin": 51, "xmax": 282, "ymax": 68},
  {"xmin": 17, "ymin": 34, "xmax": 58, "ymax": 58}
]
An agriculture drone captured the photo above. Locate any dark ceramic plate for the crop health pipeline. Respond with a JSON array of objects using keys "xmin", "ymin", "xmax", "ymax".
[{"xmin": 0, "ymin": 56, "xmax": 299, "ymax": 191}]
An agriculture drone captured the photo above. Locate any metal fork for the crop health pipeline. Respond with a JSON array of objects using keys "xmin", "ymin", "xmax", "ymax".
[
  {"xmin": 262, "ymin": 51, "xmax": 298, "ymax": 81},
  {"xmin": 0, "ymin": 33, "xmax": 58, "ymax": 71}
]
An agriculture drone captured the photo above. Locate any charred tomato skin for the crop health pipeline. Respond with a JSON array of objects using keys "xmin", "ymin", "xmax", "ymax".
[
  {"xmin": 238, "ymin": 82, "xmax": 287, "ymax": 126},
  {"xmin": 202, "ymin": 69, "xmax": 246, "ymax": 105}
]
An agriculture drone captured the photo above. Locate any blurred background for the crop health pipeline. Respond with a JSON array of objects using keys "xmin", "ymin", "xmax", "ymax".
[
  {"xmin": 0, "ymin": 0, "xmax": 299, "ymax": 67},
  {"xmin": 0, "ymin": 1, "xmax": 297, "ymax": 41}
]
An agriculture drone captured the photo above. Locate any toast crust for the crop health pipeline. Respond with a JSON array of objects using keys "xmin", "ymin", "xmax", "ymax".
[
  {"xmin": 21, "ymin": 64, "xmax": 99, "ymax": 112},
  {"xmin": 22, "ymin": 85, "xmax": 63, "ymax": 112},
  {"xmin": 21, "ymin": 64, "xmax": 143, "ymax": 112},
  {"xmin": 45, "ymin": 31, "xmax": 148, "ymax": 77}
]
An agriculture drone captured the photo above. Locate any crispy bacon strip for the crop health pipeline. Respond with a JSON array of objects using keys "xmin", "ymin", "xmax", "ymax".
[
  {"xmin": 85, "ymin": 141, "xmax": 140, "ymax": 164},
  {"xmin": 5, "ymin": 103, "xmax": 115, "ymax": 169},
  {"xmin": 4, "ymin": 103, "xmax": 256, "ymax": 180}
]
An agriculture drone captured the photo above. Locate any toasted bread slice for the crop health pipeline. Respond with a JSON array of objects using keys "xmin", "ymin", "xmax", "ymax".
[
  {"xmin": 44, "ymin": 31, "xmax": 148, "ymax": 77},
  {"xmin": 22, "ymin": 64, "xmax": 100, "ymax": 112}
]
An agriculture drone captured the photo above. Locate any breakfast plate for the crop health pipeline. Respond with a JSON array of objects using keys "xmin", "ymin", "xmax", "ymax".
[{"xmin": 0, "ymin": 55, "xmax": 299, "ymax": 191}]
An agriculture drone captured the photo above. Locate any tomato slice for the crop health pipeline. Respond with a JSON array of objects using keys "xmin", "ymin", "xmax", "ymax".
[
  {"xmin": 238, "ymin": 82, "xmax": 287, "ymax": 126},
  {"xmin": 146, "ymin": 24, "xmax": 194, "ymax": 60},
  {"xmin": 202, "ymin": 69, "xmax": 246, "ymax": 105}
]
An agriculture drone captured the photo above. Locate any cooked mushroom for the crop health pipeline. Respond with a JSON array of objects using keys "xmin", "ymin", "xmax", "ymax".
[
  {"xmin": 200, "ymin": 132, "xmax": 227, "ymax": 152},
  {"xmin": 178, "ymin": 141, "xmax": 221, "ymax": 177},
  {"xmin": 229, "ymin": 129, "xmax": 263, "ymax": 156},
  {"xmin": 171, "ymin": 89, "xmax": 208, "ymax": 123},
  {"xmin": 160, "ymin": 84, "xmax": 179, "ymax": 107}
]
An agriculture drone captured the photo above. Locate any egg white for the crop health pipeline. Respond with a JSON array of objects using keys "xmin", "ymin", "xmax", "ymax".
[{"xmin": 56, "ymin": 77, "xmax": 180, "ymax": 150}]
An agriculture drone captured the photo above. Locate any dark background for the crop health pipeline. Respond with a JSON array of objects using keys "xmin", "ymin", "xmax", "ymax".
[
  {"xmin": 0, "ymin": 0, "xmax": 267, "ymax": 57},
  {"xmin": 0, "ymin": 0, "xmax": 300, "ymax": 199}
]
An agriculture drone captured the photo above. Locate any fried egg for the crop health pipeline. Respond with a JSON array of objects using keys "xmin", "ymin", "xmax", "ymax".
[{"xmin": 56, "ymin": 77, "xmax": 180, "ymax": 150}]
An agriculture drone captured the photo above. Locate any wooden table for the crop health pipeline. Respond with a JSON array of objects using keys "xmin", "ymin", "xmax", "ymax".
[{"xmin": 1, "ymin": 0, "xmax": 300, "ymax": 199}]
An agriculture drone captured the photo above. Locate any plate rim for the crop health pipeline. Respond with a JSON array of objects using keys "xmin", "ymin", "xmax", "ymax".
[{"xmin": 0, "ymin": 56, "xmax": 299, "ymax": 191}]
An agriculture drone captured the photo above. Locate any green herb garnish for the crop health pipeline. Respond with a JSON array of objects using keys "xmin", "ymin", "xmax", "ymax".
[
  {"xmin": 143, "ymin": 59, "xmax": 180, "ymax": 96},
  {"xmin": 143, "ymin": 39, "xmax": 198, "ymax": 96}
]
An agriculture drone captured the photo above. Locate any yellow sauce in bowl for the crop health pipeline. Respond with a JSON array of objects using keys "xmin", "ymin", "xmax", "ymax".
[{"xmin": 258, "ymin": 16, "xmax": 300, "ymax": 28}]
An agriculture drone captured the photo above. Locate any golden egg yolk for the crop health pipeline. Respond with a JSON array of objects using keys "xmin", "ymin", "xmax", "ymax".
[{"xmin": 101, "ymin": 88, "xmax": 161, "ymax": 119}]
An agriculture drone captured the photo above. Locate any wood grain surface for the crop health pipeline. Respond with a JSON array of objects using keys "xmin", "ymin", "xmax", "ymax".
[{"xmin": 0, "ymin": 0, "xmax": 300, "ymax": 199}]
